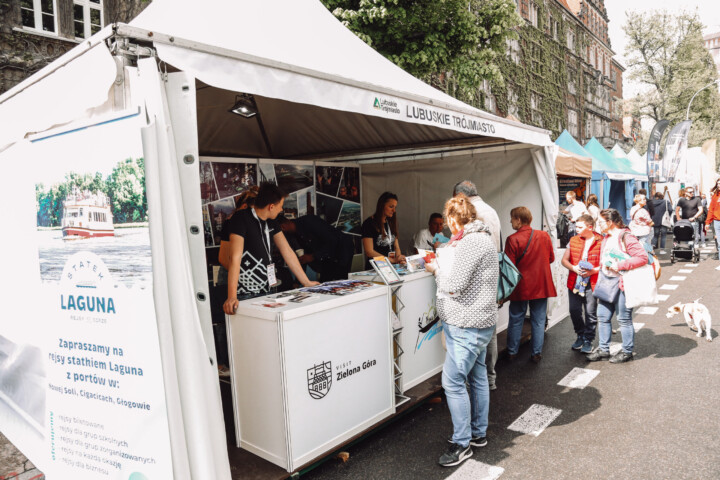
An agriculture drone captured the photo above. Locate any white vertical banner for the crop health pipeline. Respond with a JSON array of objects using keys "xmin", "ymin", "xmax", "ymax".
[{"xmin": 0, "ymin": 114, "xmax": 173, "ymax": 479}]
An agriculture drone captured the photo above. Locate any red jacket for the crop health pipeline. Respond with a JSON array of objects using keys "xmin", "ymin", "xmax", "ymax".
[
  {"xmin": 566, "ymin": 233, "xmax": 603, "ymax": 290},
  {"xmin": 504, "ymin": 226, "xmax": 557, "ymax": 301},
  {"xmin": 706, "ymin": 191, "xmax": 720, "ymax": 225}
]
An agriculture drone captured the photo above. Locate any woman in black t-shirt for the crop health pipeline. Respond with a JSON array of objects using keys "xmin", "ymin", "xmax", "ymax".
[
  {"xmin": 223, "ymin": 183, "xmax": 319, "ymax": 315},
  {"xmin": 361, "ymin": 192, "xmax": 406, "ymax": 269}
]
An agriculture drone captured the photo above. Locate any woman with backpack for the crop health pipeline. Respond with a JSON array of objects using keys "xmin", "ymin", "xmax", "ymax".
[
  {"xmin": 587, "ymin": 209, "xmax": 648, "ymax": 364},
  {"xmin": 503, "ymin": 207, "xmax": 556, "ymax": 364}
]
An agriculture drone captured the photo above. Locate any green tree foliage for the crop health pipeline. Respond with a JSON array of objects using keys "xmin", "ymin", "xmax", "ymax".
[
  {"xmin": 106, "ymin": 157, "xmax": 147, "ymax": 223},
  {"xmin": 321, "ymin": 0, "xmax": 522, "ymax": 107},
  {"xmin": 624, "ymin": 10, "xmax": 720, "ymax": 160},
  {"xmin": 35, "ymin": 158, "xmax": 146, "ymax": 227}
]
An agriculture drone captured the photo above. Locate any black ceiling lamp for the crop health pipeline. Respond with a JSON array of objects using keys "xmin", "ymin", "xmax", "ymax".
[{"xmin": 229, "ymin": 93, "xmax": 258, "ymax": 118}]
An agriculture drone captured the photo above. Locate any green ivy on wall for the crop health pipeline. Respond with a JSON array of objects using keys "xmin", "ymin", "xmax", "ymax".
[{"xmin": 485, "ymin": 0, "xmax": 590, "ymax": 140}]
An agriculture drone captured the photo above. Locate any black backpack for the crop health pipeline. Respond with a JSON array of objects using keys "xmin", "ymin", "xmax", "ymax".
[{"xmin": 557, "ymin": 213, "xmax": 570, "ymax": 248}]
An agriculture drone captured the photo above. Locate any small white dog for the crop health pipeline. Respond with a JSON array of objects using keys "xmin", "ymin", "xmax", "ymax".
[{"xmin": 666, "ymin": 300, "xmax": 713, "ymax": 342}]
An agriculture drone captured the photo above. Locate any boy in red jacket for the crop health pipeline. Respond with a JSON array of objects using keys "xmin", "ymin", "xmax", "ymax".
[{"xmin": 561, "ymin": 215, "xmax": 602, "ymax": 353}]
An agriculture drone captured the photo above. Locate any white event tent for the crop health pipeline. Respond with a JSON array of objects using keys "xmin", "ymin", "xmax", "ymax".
[{"xmin": 0, "ymin": 0, "xmax": 560, "ymax": 478}]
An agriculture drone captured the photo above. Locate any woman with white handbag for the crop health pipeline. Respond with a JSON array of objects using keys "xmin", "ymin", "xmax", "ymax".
[
  {"xmin": 587, "ymin": 209, "xmax": 648, "ymax": 364},
  {"xmin": 649, "ymin": 191, "xmax": 672, "ymax": 254}
]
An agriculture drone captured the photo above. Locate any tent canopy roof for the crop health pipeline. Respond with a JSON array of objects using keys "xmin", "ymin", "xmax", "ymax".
[
  {"xmin": 555, "ymin": 130, "xmax": 594, "ymax": 159},
  {"xmin": 585, "ymin": 138, "xmax": 645, "ymax": 180},
  {"xmin": 126, "ymin": 0, "xmax": 551, "ymax": 158},
  {"xmin": 555, "ymin": 146, "xmax": 592, "ymax": 178}
]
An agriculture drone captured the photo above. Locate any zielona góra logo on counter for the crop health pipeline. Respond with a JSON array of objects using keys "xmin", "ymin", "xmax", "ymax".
[{"xmin": 307, "ymin": 358, "xmax": 378, "ymax": 399}]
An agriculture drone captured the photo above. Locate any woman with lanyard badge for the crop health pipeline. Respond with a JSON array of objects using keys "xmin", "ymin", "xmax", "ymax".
[
  {"xmin": 362, "ymin": 192, "xmax": 406, "ymax": 269},
  {"xmin": 223, "ymin": 183, "xmax": 319, "ymax": 315}
]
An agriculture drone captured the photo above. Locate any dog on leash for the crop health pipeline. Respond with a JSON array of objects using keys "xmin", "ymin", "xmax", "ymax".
[{"xmin": 666, "ymin": 300, "xmax": 713, "ymax": 342}]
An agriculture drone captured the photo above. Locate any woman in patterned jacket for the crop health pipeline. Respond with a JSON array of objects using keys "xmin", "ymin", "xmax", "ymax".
[{"xmin": 425, "ymin": 194, "xmax": 499, "ymax": 468}]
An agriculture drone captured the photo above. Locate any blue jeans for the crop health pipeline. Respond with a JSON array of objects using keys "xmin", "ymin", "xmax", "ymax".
[
  {"xmin": 568, "ymin": 288, "xmax": 597, "ymax": 341},
  {"xmin": 507, "ymin": 298, "xmax": 548, "ymax": 356},
  {"xmin": 714, "ymin": 221, "xmax": 720, "ymax": 250},
  {"xmin": 653, "ymin": 226, "xmax": 667, "ymax": 249},
  {"xmin": 442, "ymin": 322, "xmax": 495, "ymax": 448},
  {"xmin": 597, "ymin": 290, "xmax": 634, "ymax": 354}
]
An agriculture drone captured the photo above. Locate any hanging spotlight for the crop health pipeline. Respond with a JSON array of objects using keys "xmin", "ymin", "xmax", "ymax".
[{"xmin": 229, "ymin": 93, "xmax": 258, "ymax": 118}]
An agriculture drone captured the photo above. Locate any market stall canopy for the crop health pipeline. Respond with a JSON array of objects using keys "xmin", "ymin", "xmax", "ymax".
[
  {"xmin": 626, "ymin": 148, "xmax": 647, "ymax": 175},
  {"xmin": 555, "ymin": 130, "xmax": 594, "ymax": 177},
  {"xmin": 556, "ymin": 147, "xmax": 592, "ymax": 177},
  {"xmin": 127, "ymin": 0, "xmax": 552, "ymax": 158},
  {"xmin": 585, "ymin": 138, "xmax": 642, "ymax": 180},
  {"xmin": 610, "ymin": 144, "xmax": 648, "ymax": 180}
]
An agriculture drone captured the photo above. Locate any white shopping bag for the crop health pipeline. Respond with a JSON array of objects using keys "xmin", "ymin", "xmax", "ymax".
[{"xmin": 623, "ymin": 264, "xmax": 658, "ymax": 308}]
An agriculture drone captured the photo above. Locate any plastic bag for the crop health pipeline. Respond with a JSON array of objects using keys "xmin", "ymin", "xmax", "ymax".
[{"xmin": 623, "ymin": 264, "xmax": 658, "ymax": 308}]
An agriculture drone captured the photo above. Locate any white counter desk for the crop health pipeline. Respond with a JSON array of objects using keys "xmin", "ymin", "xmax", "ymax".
[
  {"xmin": 351, "ymin": 269, "xmax": 511, "ymax": 397},
  {"xmin": 226, "ymin": 284, "xmax": 394, "ymax": 472},
  {"xmin": 351, "ymin": 270, "xmax": 444, "ymax": 395}
]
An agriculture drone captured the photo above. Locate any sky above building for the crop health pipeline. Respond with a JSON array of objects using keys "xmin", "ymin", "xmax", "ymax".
[{"xmin": 605, "ymin": 0, "xmax": 720, "ymax": 99}]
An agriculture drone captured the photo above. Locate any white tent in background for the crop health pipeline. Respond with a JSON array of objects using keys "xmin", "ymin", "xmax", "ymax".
[{"xmin": 626, "ymin": 148, "xmax": 646, "ymax": 176}]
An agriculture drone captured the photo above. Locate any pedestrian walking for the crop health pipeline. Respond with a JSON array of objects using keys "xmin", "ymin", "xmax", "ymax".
[
  {"xmin": 629, "ymin": 194, "xmax": 653, "ymax": 249},
  {"xmin": 586, "ymin": 193, "xmax": 602, "ymax": 233},
  {"xmin": 649, "ymin": 192, "xmax": 671, "ymax": 254},
  {"xmin": 587, "ymin": 209, "xmax": 648, "ymax": 364},
  {"xmin": 452, "ymin": 180, "xmax": 501, "ymax": 391},
  {"xmin": 561, "ymin": 214, "xmax": 602, "ymax": 354},
  {"xmin": 639, "ymin": 188, "xmax": 654, "ymax": 247},
  {"xmin": 563, "ymin": 191, "xmax": 588, "ymax": 238},
  {"xmin": 504, "ymin": 207, "xmax": 557, "ymax": 363},
  {"xmin": 425, "ymin": 194, "xmax": 498, "ymax": 467},
  {"xmin": 706, "ymin": 179, "xmax": 720, "ymax": 260}
]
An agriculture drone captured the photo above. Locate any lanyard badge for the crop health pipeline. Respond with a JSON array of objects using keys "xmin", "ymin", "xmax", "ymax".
[{"xmin": 252, "ymin": 208, "xmax": 278, "ymax": 287}]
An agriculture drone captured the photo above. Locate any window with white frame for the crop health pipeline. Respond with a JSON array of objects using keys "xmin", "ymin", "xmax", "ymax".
[
  {"xmin": 568, "ymin": 110, "xmax": 579, "ymax": 137},
  {"xmin": 567, "ymin": 29, "xmax": 575, "ymax": 51},
  {"xmin": 20, "ymin": 0, "xmax": 57, "ymax": 33},
  {"xmin": 481, "ymin": 80, "xmax": 496, "ymax": 113},
  {"xmin": 507, "ymin": 87, "xmax": 519, "ymax": 118},
  {"xmin": 529, "ymin": 3, "xmax": 539, "ymax": 27},
  {"xmin": 507, "ymin": 38, "xmax": 520, "ymax": 65},
  {"xmin": 74, "ymin": 0, "xmax": 103, "ymax": 39}
]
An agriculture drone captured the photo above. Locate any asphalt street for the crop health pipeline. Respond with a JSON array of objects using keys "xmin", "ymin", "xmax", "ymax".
[{"xmin": 303, "ymin": 243, "xmax": 720, "ymax": 480}]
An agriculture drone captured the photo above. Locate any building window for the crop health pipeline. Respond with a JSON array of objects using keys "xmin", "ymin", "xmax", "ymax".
[
  {"xmin": 589, "ymin": 47, "xmax": 595, "ymax": 68},
  {"xmin": 507, "ymin": 87, "xmax": 519, "ymax": 118},
  {"xmin": 568, "ymin": 110, "xmax": 579, "ymax": 137},
  {"xmin": 481, "ymin": 80, "xmax": 496, "ymax": 113},
  {"xmin": 567, "ymin": 30, "xmax": 575, "ymax": 51},
  {"xmin": 74, "ymin": 0, "xmax": 103, "ymax": 39},
  {"xmin": 529, "ymin": 2, "xmax": 539, "ymax": 27},
  {"xmin": 586, "ymin": 117, "xmax": 592, "ymax": 139},
  {"xmin": 20, "ymin": 0, "xmax": 57, "ymax": 33},
  {"xmin": 507, "ymin": 38, "xmax": 520, "ymax": 65}
]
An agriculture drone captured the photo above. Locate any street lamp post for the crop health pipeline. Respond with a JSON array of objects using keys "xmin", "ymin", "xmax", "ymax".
[{"xmin": 686, "ymin": 79, "xmax": 720, "ymax": 120}]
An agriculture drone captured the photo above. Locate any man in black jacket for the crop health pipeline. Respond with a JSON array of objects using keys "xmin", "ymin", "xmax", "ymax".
[{"xmin": 277, "ymin": 215, "xmax": 355, "ymax": 281}]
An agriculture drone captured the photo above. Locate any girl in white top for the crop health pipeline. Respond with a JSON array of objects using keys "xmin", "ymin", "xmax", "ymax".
[
  {"xmin": 586, "ymin": 194, "xmax": 603, "ymax": 234},
  {"xmin": 629, "ymin": 194, "xmax": 653, "ymax": 248}
]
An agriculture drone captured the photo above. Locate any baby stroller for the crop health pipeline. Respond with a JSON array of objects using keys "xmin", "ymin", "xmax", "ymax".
[{"xmin": 670, "ymin": 219, "xmax": 700, "ymax": 264}]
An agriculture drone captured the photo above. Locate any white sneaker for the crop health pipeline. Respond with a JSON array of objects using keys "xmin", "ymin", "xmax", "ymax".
[{"xmin": 659, "ymin": 250, "xmax": 667, "ymax": 254}]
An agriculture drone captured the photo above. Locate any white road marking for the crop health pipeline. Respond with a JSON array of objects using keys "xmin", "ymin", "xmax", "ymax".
[
  {"xmin": 446, "ymin": 459, "xmax": 504, "ymax": 480},
  {"xmin": 657, "ymin": 294, "xmax": 670, "ymax": 302},
  {"xmin": 716, "ymin": 265, "xmax": 720, "ymax": 271},
  {"xmin": 557, "ymin": 368, "xmax": 600, "ymax": 389},
  {"xmin": 669, "ymin": 276, "xmax": 686, "ymax": 281},
  {"xmin": 686, "ymin": 264, "xmax": 699, "ymax": 268},
  {"xmin": 507, "ymin": 404, "xmax": 562, "ymax": 437},
  {"xmin": 636, "ymin": 307, "xmax": 657, "ymax": 315},
  {"xmin": 677, "ymin": 269, "xmax": 693, "ymax": 273},
  {"xmin": 660, "ymin": 284, "xmax": 679, "ymax": 290},
  {"xmin": 634, "ymin": 323, "xmax": 645, "ymax": 331}
]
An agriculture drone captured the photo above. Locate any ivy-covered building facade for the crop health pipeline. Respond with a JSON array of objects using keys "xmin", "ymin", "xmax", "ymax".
[
  {"xmin": 0, "ymin": 0, "xmax": 148, "ymax": 94},
  {"xmin": 483, "ymin": 0, "xmax": 624, "ymax": 148}
]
